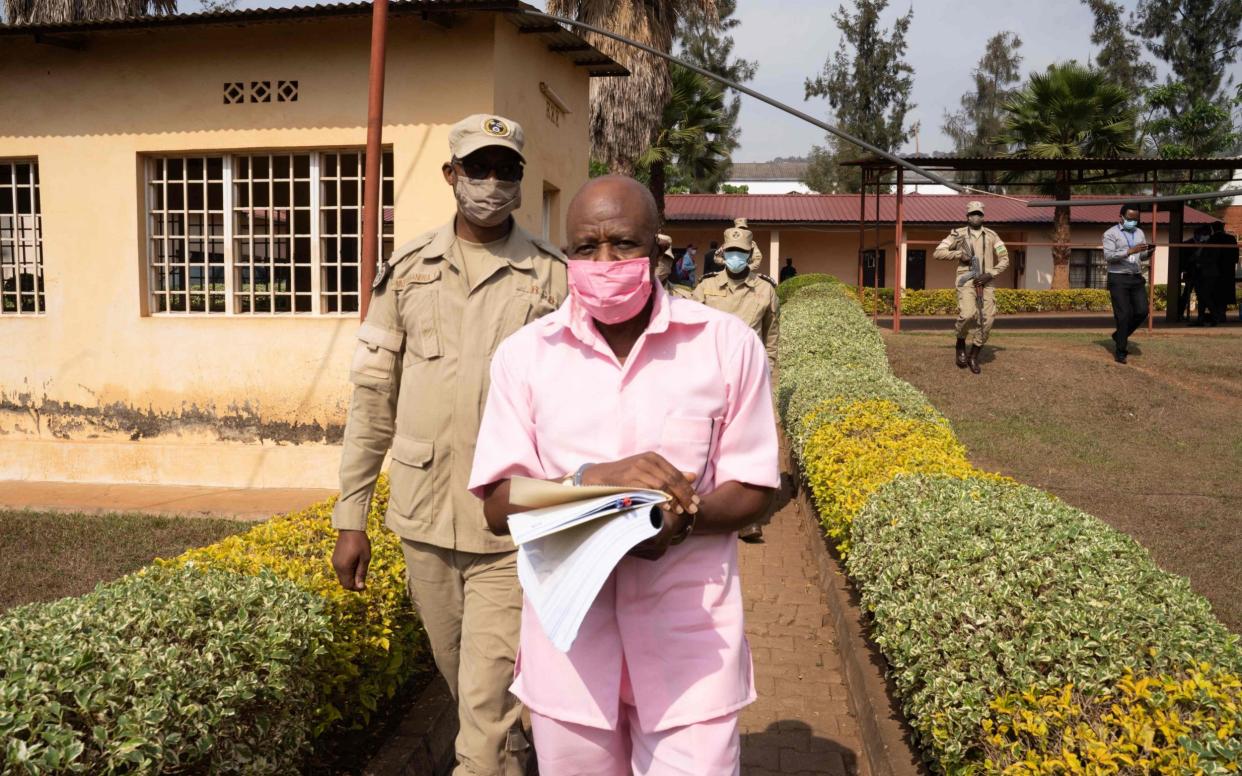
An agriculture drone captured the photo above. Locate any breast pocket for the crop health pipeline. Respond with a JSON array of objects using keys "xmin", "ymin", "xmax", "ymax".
[
  {"xmin": 402, "ymin": 287, "xmax": 442, "ymax": 361},
  {"xmin": 488, "ymin": 290, "xmax": 539, "ymax": 355},
  {"xmin": 658, "ymin": 414, "xmax": 722, "ymax": 485}
]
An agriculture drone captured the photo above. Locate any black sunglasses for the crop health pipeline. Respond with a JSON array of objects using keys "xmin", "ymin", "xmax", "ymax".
[{"xmin": 452, "ymin": 157, "xmax": 524, "ymax": 183}]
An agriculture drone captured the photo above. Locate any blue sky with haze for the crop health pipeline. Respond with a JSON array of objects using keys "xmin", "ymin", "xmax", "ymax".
[{"xmin": 231, "ymin": 0, "xmax": 1241, "ymax": 162}]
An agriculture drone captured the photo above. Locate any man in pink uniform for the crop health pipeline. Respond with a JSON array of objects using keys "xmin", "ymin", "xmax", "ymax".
[{"xmin": 468, "ymin": 176, "xmax": 779, "ymax": 775}]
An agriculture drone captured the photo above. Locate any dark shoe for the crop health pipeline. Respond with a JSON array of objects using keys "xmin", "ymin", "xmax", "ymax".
[
  {"xmin": 955, "ymin": 338, "xmax": 968, "ymax": 369},
  {"xmin": 1114, "ymin": 350, "xmax": 1127, "ymax": 364},
  {"xmin": 1188, "ymin": 322, "xmax": 1204, "ymax": 328},
  {"xmin": 968, "ymin": 345, "xmax": 982, "ymax": 374},
  {"xmin": 738, "ymin": 526, "xmax": 764, "ymax": 544}
]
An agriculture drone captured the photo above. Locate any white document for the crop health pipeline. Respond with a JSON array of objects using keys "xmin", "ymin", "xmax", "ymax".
[{"xmin": 506, "ymin": 477, "xmax": 669, "ymax": 652}]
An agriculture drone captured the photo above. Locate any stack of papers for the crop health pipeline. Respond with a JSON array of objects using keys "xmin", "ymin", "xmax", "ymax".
[{"xmin": 507, "ymin": 477, "xmax": 669, "ymax": 651}]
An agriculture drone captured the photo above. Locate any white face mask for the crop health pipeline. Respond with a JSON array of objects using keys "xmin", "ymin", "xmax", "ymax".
[{"xmin": 454, "ymin": 176, "xmax": 522, "ymax": 228}]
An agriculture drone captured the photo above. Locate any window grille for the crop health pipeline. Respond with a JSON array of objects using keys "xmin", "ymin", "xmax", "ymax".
[
  {"xmin": 319, "ymin": 150, "xmax": 393, "ymax": 314},
  {"xmin": 146, "ymin": 150, "xmax": 393, "ymax": 315},
  {"xmin": 1070, "ymin": 249, "xmax": 1108, "ymax": 289},
  {"xmin": 0, "ymin": 160, "xmax": 43, "ymax": 315}
]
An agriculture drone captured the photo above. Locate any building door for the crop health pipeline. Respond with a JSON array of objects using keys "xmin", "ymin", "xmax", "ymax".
[
  {"xmin": 905, "ymin": 249, "xmax": 926, "ymax": 290},
  {"xmin": 862, "ymin": 249, "xmax": 886, "ymax": 288}
]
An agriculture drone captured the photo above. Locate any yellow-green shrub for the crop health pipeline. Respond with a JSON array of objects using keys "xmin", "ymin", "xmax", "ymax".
[
  {"xmin": 166, "ymin": 477, "xmax": 424, "ymax": 734},
  {"xmin": 800, "ymin": 399, "xmax": 978, "ymax": 553},
  {"xmin": 982, "ymin": 668, "xmax": 1242, "ymax": 775},
  {"xmin": 852, "ymin": 285, "xmax": 1170, "ymax": 315}
]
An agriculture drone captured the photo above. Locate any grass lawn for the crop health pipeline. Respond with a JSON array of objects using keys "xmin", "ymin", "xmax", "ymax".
[
  {"xmin": 883, "ymin": 328, "xmax": 1242, "ymax": 633},
  {"xmin": 0, "ymin": 510, "xmax": 251, "ymax": 612}
]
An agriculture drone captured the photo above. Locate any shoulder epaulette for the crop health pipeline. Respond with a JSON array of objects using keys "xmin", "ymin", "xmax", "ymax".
[
  {"xmin": 375, "ymin": 230, "xmax": 438, "ymax": 290},
  {"xmin": 757, "ymin": 272, "xmax": 777, "ymax": 287},
  {"xmin": 530, "ymin": 235, "xmax": 567, "ymax": 262},
  {"xmin": 701, "ymin": 271, "xmax": 721, "ymax": 280}
]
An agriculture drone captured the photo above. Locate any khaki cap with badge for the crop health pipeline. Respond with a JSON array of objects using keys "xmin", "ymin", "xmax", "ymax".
[
  {"xmin": 966, "ymin": 200, "xmax": 985, "ymax": 215},
  {"xmin": 721, "ymin": 226, "xmax": 754, "ymax": 252},
  {"xmin": 449, "ymin": 114, "xmax": 526, "ymax": 161}
]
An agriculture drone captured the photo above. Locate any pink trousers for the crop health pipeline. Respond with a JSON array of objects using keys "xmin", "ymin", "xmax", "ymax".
[
  {"xmin": 529, "ymin": 684, "xmax": 740, "ymax": 776},
  {"xmin": 529, "ymin": 711, "xmax": 740, "ymax": 775}
]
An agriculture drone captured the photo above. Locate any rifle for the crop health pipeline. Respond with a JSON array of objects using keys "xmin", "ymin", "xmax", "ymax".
[{"xmin": 954, "ymin": 234, "xmax": 985, "ymax": 329}]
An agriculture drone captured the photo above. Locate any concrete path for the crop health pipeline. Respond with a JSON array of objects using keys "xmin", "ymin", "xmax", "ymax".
[
  {"xmin": 0, "ymin": 481, "xmax": 336, "ymax": 521},
  {"xmin": 738, "ymin": 485, "xmax": 866, "ymax": 776}
]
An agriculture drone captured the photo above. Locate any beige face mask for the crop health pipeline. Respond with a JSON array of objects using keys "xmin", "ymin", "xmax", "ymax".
[{"xmin": 454, "ymin": 176, "xmax": 522, "ymax": 228}]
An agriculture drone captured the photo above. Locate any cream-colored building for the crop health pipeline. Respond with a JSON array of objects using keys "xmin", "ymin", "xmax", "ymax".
[
  {"xmin": 665, "ymin": 193, "xmax": 1215, "ymax": 290},
  {"xmin": 0, "ymin": 1, "xmax": 622, "ymax": 488}
]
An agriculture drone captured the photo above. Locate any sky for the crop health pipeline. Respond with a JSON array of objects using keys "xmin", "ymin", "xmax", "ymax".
[{"xmin": 228, "ymin": 0, "xmax": 1242, "ymax": 163}]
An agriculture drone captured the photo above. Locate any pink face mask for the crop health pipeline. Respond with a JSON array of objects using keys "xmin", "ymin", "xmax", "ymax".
[{"xmin": 567, "ymin": 257, "xmax": 653, "ymax": 325}]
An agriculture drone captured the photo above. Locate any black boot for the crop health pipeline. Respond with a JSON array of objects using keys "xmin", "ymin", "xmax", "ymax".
[
  {"xmin": 968, "ymin": 345, "xmax": 982, "ymax": 374},
  {"xmin": 955, "ymin": 338, "xmax": 968, "ymax": 369}
]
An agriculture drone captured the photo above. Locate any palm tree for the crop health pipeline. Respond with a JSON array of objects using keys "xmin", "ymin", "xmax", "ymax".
[
  {"xmin": 997, "ymin": 62, "xmax": 1138, "ymax": 289},
  {"xmin": 4, "ymin": 0, "xmax": 174, "ymax": 24},
  {"xmin": 639, "ymin": 64, "xmax": 730, "ymax": 217},
  {"xmin": 547, "ymin": 0, "xmax": 718, "ymax": 176}
]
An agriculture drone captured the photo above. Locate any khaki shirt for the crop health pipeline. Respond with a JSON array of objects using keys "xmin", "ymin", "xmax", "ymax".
[
  {"xmin": 332, "ymin": 219, "xmax": 567, "ymax": 553},
  {"xmin": 692, "ymin": 270, "xmax": 780, "ymax": 366},
  {"xmin": 933, "ymin": 226, "xmax": 1010, "ymax": 282}
]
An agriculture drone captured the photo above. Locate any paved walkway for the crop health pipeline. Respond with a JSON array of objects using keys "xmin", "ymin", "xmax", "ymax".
[
  {"xmin": 737, "ymin": 483, "xmax": 866, "ymax": 776},
  {"xmin": 0, "ymin": 481, "xmax": 336, "ymax": 520}
]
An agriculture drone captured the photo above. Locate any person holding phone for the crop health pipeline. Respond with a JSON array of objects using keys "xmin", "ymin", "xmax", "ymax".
[{"xmin": 1102, "ymin": 205, "xmax": 1155, "ymax": 364}]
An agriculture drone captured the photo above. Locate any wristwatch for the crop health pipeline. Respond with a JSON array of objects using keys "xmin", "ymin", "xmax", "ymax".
[{"xmin": 561, "ymin": 463, "xmax": 594, "ymax": 487}]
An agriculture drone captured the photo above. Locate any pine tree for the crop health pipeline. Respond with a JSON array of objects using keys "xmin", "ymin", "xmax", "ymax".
[
  {"xmin": 1136, "ymin": 0, "xmax": 1242, "ymax": 109},
  {"xmin": 802, "ymin": 0, "xmax": 915, "ymax": 193},
  {"xmin": 674, "ymin": 0, "xmax": 757, "ymax": 191},
  {"xmin": 942, "ymin": 31, "xmax": 1024, "ymax": 161},
  {"xmin": 1082, "ymin": 0, "xmax": 1157, "ymax": 97}
]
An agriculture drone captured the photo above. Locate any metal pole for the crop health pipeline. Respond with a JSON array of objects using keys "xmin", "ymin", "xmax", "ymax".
[
  {"xmin": 360, "ymin": 0, "xmax": 389, "ymax": 320},
  {"xmin": 516, "ymin": 9, "xmax": 964, "ymax": 192},
  {"xmin": 873, "ymin": 177, "xmax": 881, "ymax": 323},
  {"xmin": 857, "ymin": 177, "xmax": 866, "ymax": 305},
  {"xmin": 894, "ymin": 168, "xmax": 904, "ymax": 333},
  {"xmin": 1148, "ymin": 173, "xmax": 1157, "ymax": 333},
  {"xmin": 1026, "ymin": 188, "xmax": 1241, "ymax": 207}
]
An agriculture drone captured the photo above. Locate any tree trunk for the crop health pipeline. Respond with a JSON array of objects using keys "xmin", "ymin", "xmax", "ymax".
[
  {"xmin": 650, "ymin": 159, "xmax": 666, "ymax": 222},
  {"xmin": 1051, "ymin": 171, "xmax": 1071, "ymax": 290}
]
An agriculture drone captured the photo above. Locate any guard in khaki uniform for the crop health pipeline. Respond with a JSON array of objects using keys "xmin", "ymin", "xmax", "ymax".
[
  {"xmin": 707, "ymin": 217, "xmax": 764, "ymax": 273},
  {"xmin": 933, "ymin": 201, "xmax": 1009, "ymax": 374},
  {"xmin": 331, "ymin": 114, "xmax": 567, "ymax": 776},
  {"xmin": 693, "ymin": 222, "xmax": 779, "ymax": 543},
  {"xmin": 656, "ymin": 233, "xmax": 695, "ymax": 299}
]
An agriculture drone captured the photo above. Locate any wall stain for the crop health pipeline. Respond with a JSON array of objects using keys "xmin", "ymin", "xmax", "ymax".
[{"xmin": 0, "ymin": 393, "xmax": 344, "ymax": 445}]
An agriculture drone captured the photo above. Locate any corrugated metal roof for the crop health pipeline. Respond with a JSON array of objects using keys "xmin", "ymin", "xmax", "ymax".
[
  {"xmin": 0, "ymin": 0, "xmax": 629, "ymax": 75},
  {"xmin": 845, "ymin": 154, "xmax": 1242, "ymax": 172},
  {"xmin": 664, "ymin": 193, "xmax": 1216, "ymax": 225}
]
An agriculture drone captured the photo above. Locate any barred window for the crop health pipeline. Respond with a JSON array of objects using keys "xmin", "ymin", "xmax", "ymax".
[
  {"xmin": 146, "ymin": 150, "xmax": 393, "ymax": 315},
  {"xmin": 0, "ymin": 160, "xmax": 44, "ymax": 315}
]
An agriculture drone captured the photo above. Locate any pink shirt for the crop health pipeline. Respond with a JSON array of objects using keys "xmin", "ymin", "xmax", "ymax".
[{"xmin": 468, "ymin": 282, "xmax": 780, "ymax": 733}]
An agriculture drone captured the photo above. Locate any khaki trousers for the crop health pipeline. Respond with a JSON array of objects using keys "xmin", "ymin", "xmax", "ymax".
[
  {"xmin": 401, "ymin": 540, "xmax": 527, "ymax": 776},
  {"xmin": 955, "ymin": 284, "xmax": 997, "ymax": 346}
]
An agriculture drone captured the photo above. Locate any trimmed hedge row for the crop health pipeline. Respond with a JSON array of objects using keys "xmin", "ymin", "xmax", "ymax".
[
  {"xmin": 775, "ymin": 277, "xmax": 1241, "ymax": 774},
  {"xmin": 1, "ymin": 478, "xmax": 425, "ymax": 774},
  {"xmin": 778, "ymin": 273, "xmax": 1171, "ymax": 315}
]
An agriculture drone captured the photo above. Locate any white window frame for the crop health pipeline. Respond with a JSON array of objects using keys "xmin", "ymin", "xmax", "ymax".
[
  {"xmin": 144, "ymin": 148, "xmax": 393, "ymax": 316},
  {"xmin": 0, "ymin": 158, "xmax": 45, "ymax": 316}
]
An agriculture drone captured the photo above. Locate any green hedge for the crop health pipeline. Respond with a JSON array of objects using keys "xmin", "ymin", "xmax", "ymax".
[
  {"xmin": 848, "ymin": 475, "xmax": 1240, "ymax": 772},
  {"xmin": 778, "ymin": 276, "xmax": 1171, "ymax": 315},
  {"xmin": 775, "ymin": 280, "xmax": 1241, "ymax": 774},
  {"xmin": 1, "ymin": 567, "xmax": 329, "ymax": 774},
  {"xmin": 1, "ymin": 480, "xmax": 426, "ymax": 774}
]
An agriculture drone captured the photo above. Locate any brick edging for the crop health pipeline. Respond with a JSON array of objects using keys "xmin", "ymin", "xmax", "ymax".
[
  {"xmin": 363, "ymin": 676, "xmax": 458, "ymax": 776},
  {"xmin": 792, "ymin": 474, "xmax": 928, "ymax": 776}
]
